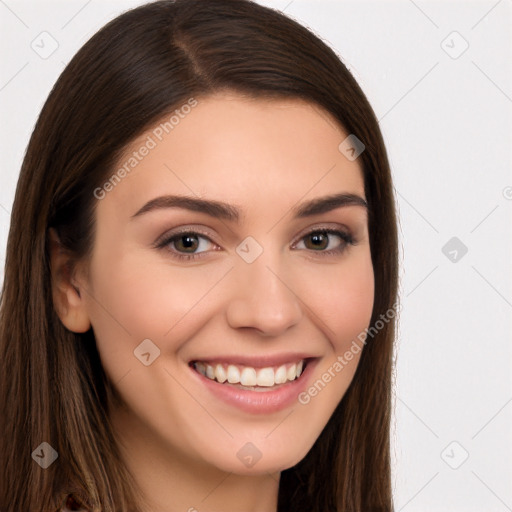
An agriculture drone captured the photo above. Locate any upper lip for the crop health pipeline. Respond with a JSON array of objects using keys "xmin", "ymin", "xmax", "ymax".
[{"xmin": 189, "ymin": 352, "xmax": 320, "ymax": 368}]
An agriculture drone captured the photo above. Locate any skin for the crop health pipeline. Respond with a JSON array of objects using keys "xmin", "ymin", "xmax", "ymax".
[{"xmin": 50, "ymin": 91, "xmax": 374, "ymax": 512}]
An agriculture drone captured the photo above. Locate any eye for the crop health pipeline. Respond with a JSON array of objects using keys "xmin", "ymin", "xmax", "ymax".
[
  {"xmin": 292, "ymin": 228, "xmax": 355, "ymax": 256},
  {"xmin": 155, "ymin": 229, "xmax": 218, "ymax": 261}
]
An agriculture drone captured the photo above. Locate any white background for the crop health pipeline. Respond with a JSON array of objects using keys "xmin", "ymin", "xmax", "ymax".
[{"xmin": 1, "ymin": 0, "xmax": 511, "ymax": 510}]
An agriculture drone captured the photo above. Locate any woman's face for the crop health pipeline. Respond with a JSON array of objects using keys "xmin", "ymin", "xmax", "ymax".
[{"xmin": 75, "ymin": 92, "xmax": 374, "ymax": 475}]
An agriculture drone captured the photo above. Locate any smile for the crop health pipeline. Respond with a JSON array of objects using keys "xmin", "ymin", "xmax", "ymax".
[
  {"xmin": 192, "ymin": 359, "xmax": 306, "ymax": 388},
  {"xmin": 188, "ymin": 357, "xmax": 318, "ymax": 414}
]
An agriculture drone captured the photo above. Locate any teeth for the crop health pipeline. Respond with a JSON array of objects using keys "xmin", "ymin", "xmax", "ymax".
[
  {"xmin": 193, "ymin": 359, "xmax": 306, "ymax": 387},
  {"xmin": 227, "ymin": 365, "xmax": 240, "ymax": 383},
  {"xmin": 195, "ymin": 361, "xmax": 206, "ymax": 376},
  {"xmin": 240, "ymin": 367, "xmax": 257, "ymax": 386},
  {"xmin": 206, "ymin": 364, "xmax": 215, "ymax": 380},
  {"xmin": 274, "ymin": 365, "xmax": 287, "ymax": 384},
  {"xmin": 286, "ymin": 363, "xmax": 297, "ymax": 381},
  {"xmin": 296, "ymin": 360, "xmax": 303, "ymax": 378},
  {"xmin": 215, "ymin": 364, "xmax": 227, "ymax": 383},
  {"xmin": 256, "ymin": 367, "xmax": 274, "ymax": 387}
]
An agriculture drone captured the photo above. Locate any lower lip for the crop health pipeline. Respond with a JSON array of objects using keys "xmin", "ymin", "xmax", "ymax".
[{"xmin": 188, "ymin": 359, "xmax": 318, "ymax": 414}]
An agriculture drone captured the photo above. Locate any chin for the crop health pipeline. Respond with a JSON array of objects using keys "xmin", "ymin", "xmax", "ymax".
[{"xmin": 205, "ymin": 441, "xmax": 312, "ymax": 476}]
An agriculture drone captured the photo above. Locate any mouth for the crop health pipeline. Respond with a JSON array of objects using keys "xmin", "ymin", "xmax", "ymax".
[
  {"xmin": 188, "ymin": 357, "xmax": 313, "ymax": 392},
  {"xmin": 187, "ymin": 351, "xmax": 320, "ymax": 413}
]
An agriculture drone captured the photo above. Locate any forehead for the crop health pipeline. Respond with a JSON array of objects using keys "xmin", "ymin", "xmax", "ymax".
[{"xmin": 96, "ymin": 92, "xmax": 365, "ymax": 221}]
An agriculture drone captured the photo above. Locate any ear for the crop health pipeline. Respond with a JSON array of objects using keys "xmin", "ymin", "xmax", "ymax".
[{"xmin": 48, "ymin": 227, "xmax": 91, "ymax": 333}]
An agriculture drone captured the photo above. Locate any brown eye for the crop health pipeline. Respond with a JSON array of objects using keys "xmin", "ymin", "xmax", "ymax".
[
  {"xmin": 173, "ymin": 233, "xmax": 200, "ymax": 253},
  {"xmin": 155, "ymin": 229, "xmax": 218, "ymax": 261},
  {"xmin": 304, "ymin": 231, "xmax": 330, "ymax": 251},
  {"xmin": 294, "ymin": 228, "xmax": 355, "ymax": 256}
]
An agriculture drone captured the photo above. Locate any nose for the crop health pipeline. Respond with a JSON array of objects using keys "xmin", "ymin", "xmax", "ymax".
[{"xmin": 225, "ymin": 256, "xmax": 303, "ymax": 337}]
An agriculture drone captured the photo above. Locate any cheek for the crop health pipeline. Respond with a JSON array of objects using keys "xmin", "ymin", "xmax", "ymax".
[
  {"xmin": 300, "ymin": 250, "xmax": 375, "ymax": 350},
  {"xmin": 286, "ymin": 251, "xmax": 373, "ymax": 444},
  {"xmin": 334, "ymin": 265, "xmax": 374, "ymax": 350},
  {"xmin": 84, "ymin": 248, "xmax": 232, "ymax": 360}
]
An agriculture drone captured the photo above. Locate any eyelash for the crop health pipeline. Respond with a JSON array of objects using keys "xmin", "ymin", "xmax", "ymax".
[{"xmin": 155, "ymin": 226, "xmax": 357, "ymax": 262}]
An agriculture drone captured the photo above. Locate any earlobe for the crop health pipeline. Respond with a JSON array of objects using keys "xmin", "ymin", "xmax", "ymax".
[{"xmin": 48, "ymin": 227, "xmax": 91, "ymax": 333}]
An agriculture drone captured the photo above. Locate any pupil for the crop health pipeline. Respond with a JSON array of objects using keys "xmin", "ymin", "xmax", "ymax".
[
  {"xmin": 179, "ymin": 234, "xmax": 198, "ymax": 251},
  {"xmin": 310, "ymin": 232, "xmax": 327, "ymax": 249}
]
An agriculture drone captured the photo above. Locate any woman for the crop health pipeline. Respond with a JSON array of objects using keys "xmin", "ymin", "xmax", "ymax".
[{"xmin": 0, "ymin": 0, "xmax": 399, "ymax": 511}]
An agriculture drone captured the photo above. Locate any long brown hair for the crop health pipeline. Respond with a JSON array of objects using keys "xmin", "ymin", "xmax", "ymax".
[{"xmin": 0, "ymin": 1, "xmax": 399, "ymax": 510}]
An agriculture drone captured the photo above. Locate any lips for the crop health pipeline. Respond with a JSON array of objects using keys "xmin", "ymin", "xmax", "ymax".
[{"xmin": 187, "ymin": 355, "xmax": 320, "ymax": 414}]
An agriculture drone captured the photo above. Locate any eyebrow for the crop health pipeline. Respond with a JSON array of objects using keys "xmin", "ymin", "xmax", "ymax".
[{"xmin": 130, "ymin": 192, "xmax": 368, "ymax": 222}]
